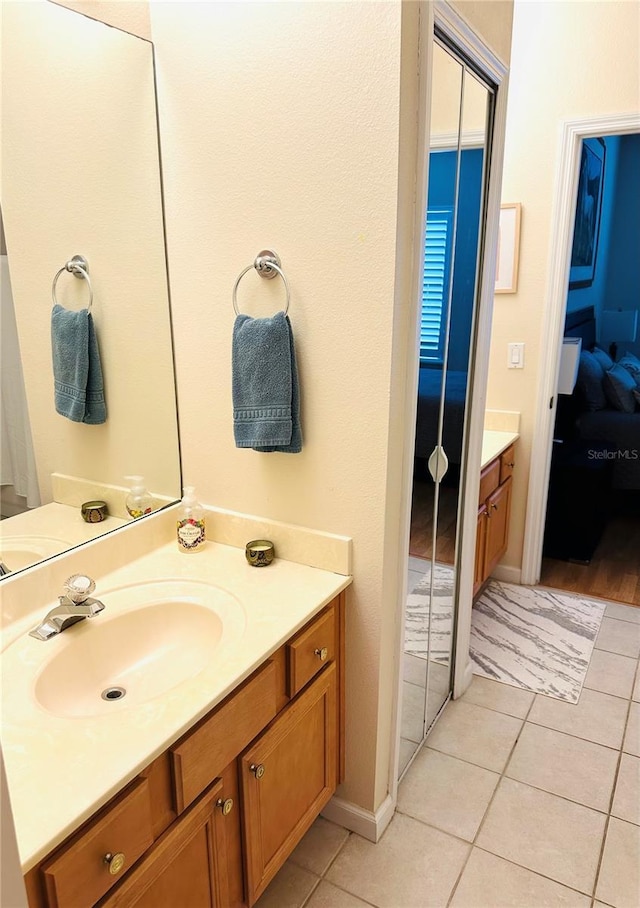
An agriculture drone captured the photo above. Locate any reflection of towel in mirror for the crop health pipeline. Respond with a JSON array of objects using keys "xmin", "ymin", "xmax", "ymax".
[
  {"xmin": 232, "ymin": 312, "xmax": 301, "ymax": 453},
  {"xmin": 51, "ymin": 304, "xmax": 106, "ymax": 424}
]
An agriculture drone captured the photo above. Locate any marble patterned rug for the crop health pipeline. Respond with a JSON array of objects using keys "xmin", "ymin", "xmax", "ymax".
[{"xmin": 405, "ymin": 566, "xmax": 607, "ymax": 703}]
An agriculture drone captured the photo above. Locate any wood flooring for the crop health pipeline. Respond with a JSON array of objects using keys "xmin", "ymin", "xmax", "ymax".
[
  {"xmin": 541, "ymin": 513, "xmax": 640, "ymax": 607},
  {"xmin": 409, "ymin": 480, "xmax": 458, "ymax": 564}
]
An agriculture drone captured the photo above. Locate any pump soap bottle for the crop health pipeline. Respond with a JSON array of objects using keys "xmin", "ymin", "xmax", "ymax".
[
  {"xmin": 125, "ymin": 476, "xmax": 153, "ymax": 519},
  {"xmin": 177, "ymin": 487, "xmax": 206, "ymax": 553}
]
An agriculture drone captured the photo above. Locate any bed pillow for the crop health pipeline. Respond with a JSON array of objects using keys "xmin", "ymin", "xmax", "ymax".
[
  {"xmin": 603, "ymin": 363, "xmax": 637, "ymax": 413},
  {"xmin": 618, "ymin": 352, "xmax": 640, "ymax": 387},
  {"xmin": 576, "ymin": 350, "xmax": 607, "ymax": 411},
  {"xmin": 591, "ymin": 345, "xmax": 614, "ymax": 372}
]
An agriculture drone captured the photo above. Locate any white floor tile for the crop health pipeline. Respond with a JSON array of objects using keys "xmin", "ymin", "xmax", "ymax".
[
  {"xmin": 325, "ymin": 813, "xmax": 470, "ymax": 908},
  {"xmin": 505, "ymin": 722, "xmax": 618, "ymax": 812},
  {"xmin": 426, "ymin": 699, "xmax": 522, "ymax": 772},
  {"xmin": 476, "ymin": 778, "xmax": 606, "ymax": 893},
  {"xmin": 604, "ymin": 602, "xmax": 640, "ymax": 625},
  {"xmin": 596, "ymin": 817, "xmax": 640, "ymax": 908},
  {"xmin": 398, "ymin": 747, "xmax": 499, "ymax": 841},
  {"xmin": 462, "ymin": 675, "xmax": 534, "ymax": 719},
  {"xmin": 288, "ymin": 817, "xmax": 349, "ymax": 876},
  {"xmin": 451, "ymin": 848, "xmax": 591, "ymax": 907},
  {"xmin": 528, "ymin": 688, "xmax": 628, "ymax": 749},
  {"xmin": 623, "ymin": 701, "xmax": 640, "ymax": 757},
  {"xmin": 305, "ymin": 881, "xmax": 373, "ymax": 907},
  {"xmin": 584, "ymin": 649, "xmax": 637, "ymax": 699},
  {"xmin": 611, "ymin": 753, "xmax": 640, "ymax": 826},
  {"xmin": 596, "ymin": 617, "xmax": 640, "ymax": 659},
  {"xmin": 254, "ymin": 862, "xmax": 319, "ymax": 908}
]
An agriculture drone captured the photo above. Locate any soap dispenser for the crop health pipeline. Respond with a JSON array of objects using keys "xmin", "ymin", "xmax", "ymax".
[
  {"xmin": 177, "ymin": 486, "xmax": 206, "ymax": 552},
  {"xmin": 125, "ymin": 475, "xmax": 153, "ymax": 519}
]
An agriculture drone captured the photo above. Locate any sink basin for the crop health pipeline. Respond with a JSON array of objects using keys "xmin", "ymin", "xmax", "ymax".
[
  {"xmin": 30, "ymin": 580, "xmax": 246, "ymax": 718},
  {"xmin": 0, "ymin": 535, "xmax": 71, "ymax": 573}
]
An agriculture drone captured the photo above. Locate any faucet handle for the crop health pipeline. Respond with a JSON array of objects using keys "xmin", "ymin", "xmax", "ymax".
[{"xmin": 64, "ymin": 574, "xmax": 96, "ymax": 604}]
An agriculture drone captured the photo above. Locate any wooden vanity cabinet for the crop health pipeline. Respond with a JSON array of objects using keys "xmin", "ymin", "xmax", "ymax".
[
  {"xmin": 474, "ymin": 445, "xmax": 516, "ymax": 597},
  {"xmin": 24, "ymin": 591, "xmax": 345, "ymax": 908},
  {"xmin": 240, "ymin": 664, "xmax": 338, "ymax": 905}
]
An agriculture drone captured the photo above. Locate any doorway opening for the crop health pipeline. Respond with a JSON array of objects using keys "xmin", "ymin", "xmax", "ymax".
[{"xmin": 539, "ymin": 131, "xmax": 640, "ymax": 607}]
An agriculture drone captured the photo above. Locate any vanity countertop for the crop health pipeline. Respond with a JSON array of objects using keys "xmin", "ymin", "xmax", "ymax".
[
  {"xmin": 1, "ymin": 540, "xmax": 351, "ymax": 871},
  {"xmin": 481, "ymin": 430, "xmax": 519, "ymax": 470}
]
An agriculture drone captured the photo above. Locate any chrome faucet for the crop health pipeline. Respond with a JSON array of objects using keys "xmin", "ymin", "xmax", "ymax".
[{"xmin": 29, "ymin": 574, "xmax": 105, "ymax": 641}]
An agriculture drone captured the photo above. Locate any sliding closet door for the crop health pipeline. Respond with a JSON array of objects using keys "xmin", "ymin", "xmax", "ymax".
[
  {"xmin": 400, "ymin": 36, "xmax": 494, "ymax": 776},
  {"xmin": 426, "ymin": 62, "xmax": 490, "ymax": 727}
]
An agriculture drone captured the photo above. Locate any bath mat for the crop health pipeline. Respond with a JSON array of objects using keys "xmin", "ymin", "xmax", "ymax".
[
  {"xmin": 405, "ymin": 563, "xmax": 455, "ymax": 664},
  {"xmin": 405, "ymin": 567, "xmax": 607, "ymax": 703},
  {"xmin": 470, "ymin": 581, "xmax": 607, "ymax": 703}
]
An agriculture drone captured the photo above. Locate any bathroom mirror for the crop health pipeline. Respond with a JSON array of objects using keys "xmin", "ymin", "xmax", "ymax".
[{"xmin": 0, "ymin": 0, "xmax": 181, "ymax": 577}]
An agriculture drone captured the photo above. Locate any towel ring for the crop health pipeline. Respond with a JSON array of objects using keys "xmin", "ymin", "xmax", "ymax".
[
  {"xmin": 233, "ymin": 250, "xmax": 290, "ymax": 317},
  {"xmin": 52, "ymin": 255, "xmax": 93, "ymax": 311}
]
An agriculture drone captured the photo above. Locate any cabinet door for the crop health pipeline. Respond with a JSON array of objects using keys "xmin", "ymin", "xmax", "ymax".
[
  {"xmin": 473, "ymin": 506, "xmax": 487, "ymax": 596},
  {"xmin": 484, "ymin": 476, "xmax": 512, "ymax": 578},
  {"xmin": 240, "ymin": 663, "xmax": 337, "ymax": 906},
  {"xmin": 99, "ymin": 780, "xmax": 228, "ymax": 908}
]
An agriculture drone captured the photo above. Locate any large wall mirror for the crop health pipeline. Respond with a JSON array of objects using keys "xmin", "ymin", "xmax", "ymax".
[
  {"xmin": 399, "ymin": 35, "xmax": 494, "ymax": 775},
  {"xmin": 1, "ymin": 0, "xmax": 181, "ymax": 578}
]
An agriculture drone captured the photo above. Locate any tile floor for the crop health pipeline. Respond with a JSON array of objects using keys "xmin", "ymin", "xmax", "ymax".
[{"xmin": 256, "ymin": 598, "xmax": 640, "ymax": 908}]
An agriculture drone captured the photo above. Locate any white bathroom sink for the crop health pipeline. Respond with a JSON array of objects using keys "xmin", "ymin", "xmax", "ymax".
[
  {"xmin": 1, "ymin": 535, "xmax": 71, "ymax": 572},
  {"xmin": 18, "ymin": 580, "xmax": 246, "ymax": 718}
]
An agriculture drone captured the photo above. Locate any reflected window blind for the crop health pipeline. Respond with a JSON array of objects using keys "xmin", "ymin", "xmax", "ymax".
[{"xmin": 420, "ymin": 208, "xmax": 453, "ymax": 363}]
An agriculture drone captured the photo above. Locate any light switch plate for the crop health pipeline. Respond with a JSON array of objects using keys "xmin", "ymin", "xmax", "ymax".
[{"xmin": 508, "ymin": 342, "xmax": 524, "ymax": 369}]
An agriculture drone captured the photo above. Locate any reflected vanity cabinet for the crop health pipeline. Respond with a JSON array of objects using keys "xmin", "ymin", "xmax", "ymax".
[
  {"xmin": 24, "ymin": 592, "xmax": 346, "ymax": 908},
  {"xmin": 473, "ymin": 445, "xmax": 516, "ymax": 597}
]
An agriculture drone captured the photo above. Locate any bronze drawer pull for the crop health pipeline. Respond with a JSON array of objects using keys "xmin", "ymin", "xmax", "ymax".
[
  {"xmin": 505, "ymin": 461, "xmax": 515, "ymax": 468},
  {"xmin": 492, "ymin": 503, "xmax": 499, "ymax": 511},
  {"xmin": 314, "ymin": 647, "xmax": 328, "ymax": 662},
  {"xmin": 104, "ymin": 852, "xmax": 125, "ymax": 876}
]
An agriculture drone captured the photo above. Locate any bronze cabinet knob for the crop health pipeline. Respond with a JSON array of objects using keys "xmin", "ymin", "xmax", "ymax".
[
  {"xmin": 216, "ymin": 797, "xmax": 234, "ymax": 816},
  {"xmin": 250, "ymin": 763, "xmax": 265, "ymax": 779},
  {"xmin": 314, "ymin": 647, "xmax": 328, "ymax": 662}
]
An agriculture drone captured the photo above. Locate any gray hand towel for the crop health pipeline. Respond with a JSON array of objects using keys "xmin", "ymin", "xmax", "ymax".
[
  {"xmin": 51, "ymin": 304, "xmax": 107, "ymax": 424},
  {"xmin": 232, "ymin": 311, "xmax": 302, "ymax": 453}
]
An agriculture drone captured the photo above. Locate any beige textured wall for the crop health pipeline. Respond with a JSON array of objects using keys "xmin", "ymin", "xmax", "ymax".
[
  {"xmin": 2, "ymin": 0, "xmax": 180, "ymax": 503},
  {"xmin": 150, "ymin": 0, "xmax": 512, "ymax": 813},
  {"xmin": 53, "ymin": 0, "xmax": 151, "ymax": 38},
  {"xmin": 451, "ymin": 0, "xmax": 513, "ymax": 63},
  {"xmin": 486, "ymin": 0, "xmax": 640, "ymax": 571}
]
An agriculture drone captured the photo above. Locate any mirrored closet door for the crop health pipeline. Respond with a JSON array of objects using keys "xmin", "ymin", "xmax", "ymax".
[{"xmin": 400, "ymin": 36, "xmax": 493, "ymax": 776}]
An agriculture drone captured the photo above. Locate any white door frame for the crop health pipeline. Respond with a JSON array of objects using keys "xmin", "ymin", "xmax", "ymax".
[{"xmin": 521, "ymin": 113, "xmax": 640, "ymax": 586}]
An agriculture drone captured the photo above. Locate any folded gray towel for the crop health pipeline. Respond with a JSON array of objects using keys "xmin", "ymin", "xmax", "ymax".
[
  {"xmin": 232, "ymin": 311, "xmax": 302, "ymax": 452},
  {"xmin": 51, "ymin": 304, "xmax": 106, "ymax": 424}
]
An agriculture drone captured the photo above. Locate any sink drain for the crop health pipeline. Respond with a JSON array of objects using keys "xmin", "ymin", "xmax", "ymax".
[{"xmin": 101, "ymin": 686, "xmax": 126, "ymax": 702}]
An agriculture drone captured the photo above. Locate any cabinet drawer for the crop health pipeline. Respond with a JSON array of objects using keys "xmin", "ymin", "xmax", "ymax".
[
  {"xmin": 171, "ymin": 660, "xmax": 277, "ymax": 813},
  {"xmin": 500, "ymin": 445, "xmax": 516, "ymax": 484},
  {"xmin": 479, "ymin": 458, "xmax": 500, "ymax": 506},
  {"xmin": 287, "ymin": 604, "xmax": 336, "ymax": 697},
  {"xmin": 41, "ymin": 778, "xmax": 154, "ymax": 908}
]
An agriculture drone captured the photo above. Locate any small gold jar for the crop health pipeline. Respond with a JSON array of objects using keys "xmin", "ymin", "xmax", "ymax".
[
  {"xmin": 245, "ymin": 539, "xmax": 275, "ymax": 567},
  {"xmin": 81, "ymin": 500, "xmax": 108, "ymax": 523}
]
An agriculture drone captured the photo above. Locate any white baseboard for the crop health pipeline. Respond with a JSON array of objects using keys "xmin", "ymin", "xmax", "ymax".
[
  {"xmin": 491, "ymin": 564, "xmax": 522, "ymax": 585},
  {"xmin": 321, "ymin": 793, "xmax": 395, "ymax": 843},
  {"xmin": 454, "ymin": 657, "xmax": 474, "ymax": 699}
]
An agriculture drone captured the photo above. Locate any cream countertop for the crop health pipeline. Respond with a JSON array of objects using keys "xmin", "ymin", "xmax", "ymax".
[
  {"xmin": 0, "ymin": 502, "xmax": 127, "ymax": 572},
  {"xmin": 481, "ymin": 430, "xmax": 519, "ymax": 470},
  {"xmin": 1, "ymin": 539, "xmax": 351, "ymax": 871}
]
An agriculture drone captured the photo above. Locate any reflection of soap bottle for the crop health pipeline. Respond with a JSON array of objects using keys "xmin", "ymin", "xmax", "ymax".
[
  {"xmin": 177, "ymin": 487, "xmax": 206, "ymax": 553},
  {"xmin": 125, "ymin": 475, "xmax": 153, "ymax": 519}
]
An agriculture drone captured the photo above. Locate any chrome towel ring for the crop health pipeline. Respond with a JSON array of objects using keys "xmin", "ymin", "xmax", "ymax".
[
  {"xmin": 232, "ymin": 250, "xmax": 290, "ymax": 317},
  {"xmin": 52, "ymin": 255, "xmax": 93, "ymax": 311}
]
